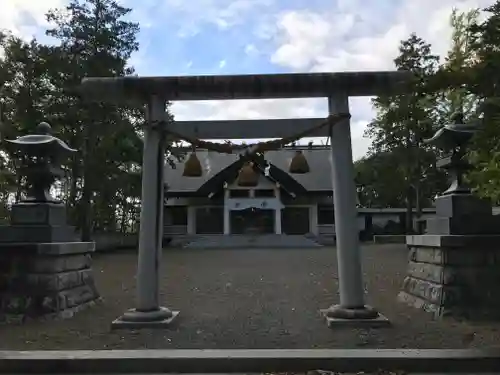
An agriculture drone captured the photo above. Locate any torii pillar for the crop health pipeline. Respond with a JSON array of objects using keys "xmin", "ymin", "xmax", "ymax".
[
  {"xmin": 112, "ymin": 95, "xmax": 179, "ymax": 328},
  {"xmin": 321, "ymin": 92, "xmax": 389, "ymax": 327}
]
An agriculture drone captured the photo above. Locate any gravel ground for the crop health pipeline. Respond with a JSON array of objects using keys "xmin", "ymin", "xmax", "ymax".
[{"xmin": 1, "ymin": 244, "xmax": 500, "ymax": 350}]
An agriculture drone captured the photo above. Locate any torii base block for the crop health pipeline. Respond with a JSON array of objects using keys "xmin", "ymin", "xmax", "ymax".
[
  {"xmin": 111, "ymin": 308, "xmax": 180, "ymax": 330},
  {"xmin": 320, "ymin": 305, "xmax": 391, "ymax": 328}
]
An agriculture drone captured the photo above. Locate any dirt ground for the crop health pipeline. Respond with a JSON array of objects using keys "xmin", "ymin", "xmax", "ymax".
[{"xmin": 1, "ymin": 244, "xmax": 500, "ymax": 350}]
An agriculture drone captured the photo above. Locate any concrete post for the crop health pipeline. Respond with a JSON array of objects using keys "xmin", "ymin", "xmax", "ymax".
[
  {"xmin": 322, "ymin": 93, "xmax": 386, "ymax": 327},
  {"xmin": 187, "ymin": 206, "xmax": 196, "ymax": 235},
  {"xmin": 275, "ymin": 209, "xmax": 282, "ymax": 234},
  {"xmin": 224, "ymin": 189, "xmax": 230, "ymax": 235},
  {"xmin": 275, "ymin": 188, "xmax": 282, "ymax": 234},
  {"xmin": 310, "ymin": 204, "xmax": 319, "ymax": 235},
  {"xmin": 112, "ymin": 96, "xmax": 179, "ymax": 329}
]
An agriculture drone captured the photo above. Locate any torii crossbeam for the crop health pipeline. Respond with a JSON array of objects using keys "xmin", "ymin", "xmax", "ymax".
[{"xmin": 80, "ymin": 71, "xmax": 411, "ymax": 329}]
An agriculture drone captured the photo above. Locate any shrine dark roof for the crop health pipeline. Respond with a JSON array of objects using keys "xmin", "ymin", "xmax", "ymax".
[
  {"xmin": 196, "ymin": 155, "xmax": 307, "ymax": 197},
  {"xmin": 165, "ymin": 147, "xmax": 334, "ymax": 193}
]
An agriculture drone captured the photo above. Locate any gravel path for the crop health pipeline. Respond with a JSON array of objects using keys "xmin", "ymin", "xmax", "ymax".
[{"xmin": 1, "ymin": 245, "xmax": 500, "ymax": 350}]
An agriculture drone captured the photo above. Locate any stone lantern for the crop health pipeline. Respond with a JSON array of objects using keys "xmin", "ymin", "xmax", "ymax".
[
  {"xmin": 0, "ymin": 123, "xmax": 99, "ymax": 323},
  {"xmin": 424, "ymin": 112, "xmax": 477, "ymax": 196},
  {"xmin": 399, "ymin": 112, "xmax": 500, "ymax": 320},
  {"xmin": 4, "ymin": 122, "xmax": 76, "ymax": 203},
  {"xmin": 423, "ymin": 112, "xmax": 497, "ymax": 234}
]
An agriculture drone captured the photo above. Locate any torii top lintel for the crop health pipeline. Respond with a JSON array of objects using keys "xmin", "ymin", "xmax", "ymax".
[{"xmin": 80, "ymin": 71, "xmax": 412, "ymax": 102}]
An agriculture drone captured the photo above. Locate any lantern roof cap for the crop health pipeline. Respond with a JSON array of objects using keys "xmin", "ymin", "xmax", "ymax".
[
  {"xmin": 424, "ymin": 112, "xmax": 477, "ymax": 151},
  {"xmin": 5, "ymin": 122, "xmax": 76, "ymax": 153}
]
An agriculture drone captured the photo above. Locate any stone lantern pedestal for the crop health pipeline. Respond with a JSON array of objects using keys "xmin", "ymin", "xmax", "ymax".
[
  {"xmin": 0, "ymin": 123, "xmax": 99, "ymax": 323},
  {"xmin": 400, "ymin": 200, "xmax": 500, "ymax": 320},
  {"xmin": 399, "ymin": 114, "xmax": 500, "ymax": 320}
]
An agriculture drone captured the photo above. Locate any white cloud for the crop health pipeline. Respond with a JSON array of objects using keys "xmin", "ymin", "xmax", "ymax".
[
  {"xmin": 270, "ymin": 10, "xmax": 354, "ymax": 70},
  {"xmin": 172, "ymin": 98, "xmax": 326, "ymax": 122},
  {"xmin": 218, "ymin": 59, "xmax": 226, "ymax": 69},
  {"xmin": 1, "ymin": 0, "xmax": 65, "ymax": 39},
  {"xmin": 270, "ymin": 1, "xmax": 491, "ymax": 73},
  {"xmin": 244, "ymin": 43, "xmax": 259, "ymax": 57},
  {"xmin": 161, "ymin": 0, "xmax": 275, "ymax": 37}
]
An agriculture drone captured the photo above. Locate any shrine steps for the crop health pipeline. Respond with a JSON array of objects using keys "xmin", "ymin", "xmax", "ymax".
[{"xmin": 182, "ymin": 234, "xmax": 322, "ymax": 249}]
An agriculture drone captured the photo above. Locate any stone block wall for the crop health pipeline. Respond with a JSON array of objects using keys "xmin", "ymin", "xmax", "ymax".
[
  {"xmin": 91, "ymin": 232, "xmax": 138, "ymax": 252},
  {"xmin": 399, "ymin": 235, "xmax": 500, "ymax": 320},
  {"xmin": 0, "ymin": 243, "xmax": 100, "ymax": 323}
]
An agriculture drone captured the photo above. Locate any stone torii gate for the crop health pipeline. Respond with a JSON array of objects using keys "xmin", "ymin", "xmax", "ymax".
[{"xmin": 80, "ymin": 71, "xmax": 410, "ymax": 329}]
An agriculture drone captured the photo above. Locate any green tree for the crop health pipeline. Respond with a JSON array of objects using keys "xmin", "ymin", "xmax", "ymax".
[
  {"xmin": 44, "ymin": 0, "xmax": 143, "ymax": 239},
  {"xmin": 0, "ymin": 33, "xmax": 53, "ymax": 206},
  {"xmin": 365, "ymin": 34, "xmax": 444, "ymax": 232},
  {"xmin": 437, "ymin": 8, "xmax": 480, "ymax": 122},
  {"xmin": 465, "ymin": 1, "xmax": 500, "ymax": 202},
  {"xmin": 355, "ymin": 152, "xmax": 407, "ymax": 208},
  {"xmin": 355, "ymin": 149, "xmax": 447, "ymax": 210}
]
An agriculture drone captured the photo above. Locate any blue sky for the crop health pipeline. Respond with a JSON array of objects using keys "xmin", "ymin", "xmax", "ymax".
[{"xmin": 2, "ymin": 0, "xmax": 492, "ymax": 159}]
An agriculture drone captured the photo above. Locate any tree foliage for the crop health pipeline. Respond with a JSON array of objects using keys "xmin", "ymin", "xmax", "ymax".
[
  {"xmin": 355, "ymin": 152, "xmax": 407, "ymax": 208},
  {"xmin": 358, "ymin": 6, "xmax": 500, "ymax": 215},
  {"xmin": 0, "ymin": 0, "xmax": 164, "ymax": 235},
  {"xmin": 363, "ymin": 33, "xmax": 446, "ymax": 231},
  {"xmin": 465, "ymin": 1, "xmax": 500, "ymax": 203},
  {"xmin": 437, "ymin": 8, "xmax": 480, "ymax": 122}
]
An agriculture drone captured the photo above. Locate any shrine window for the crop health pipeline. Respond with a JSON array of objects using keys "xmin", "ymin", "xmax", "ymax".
[
  {"xmin": 229, "ymin": 189, "xmax": 250, "ymax": 198},
  {"xmin": 254, "ymin": 189, "xmax": 275, "ymax": 197},
  {"xmin": 318, "ymin": 204, "xmax": 335, "ymax": 225}
]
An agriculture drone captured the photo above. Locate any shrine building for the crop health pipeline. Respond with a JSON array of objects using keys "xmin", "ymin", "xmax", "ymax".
[{"xmin": 163, "ymin": 145, "xmax": 341, "ymax": 239}]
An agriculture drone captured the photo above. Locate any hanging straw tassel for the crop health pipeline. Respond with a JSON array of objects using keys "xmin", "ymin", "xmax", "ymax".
[
  {"xmin": 183, "ymin": 151, "xmax": 203, "ymax": 177},
  {"xmin": 237, "ymin": 162, "xmax": 259, "ymax": 186},
  {"xmin": 289, "ymin": 150, "xmax": 310, "ymax": 174}
]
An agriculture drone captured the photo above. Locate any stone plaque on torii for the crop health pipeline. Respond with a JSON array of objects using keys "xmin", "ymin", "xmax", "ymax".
[{"xmin": 79, "ymin": 71, "xmax": 411, "ymax": 329}]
